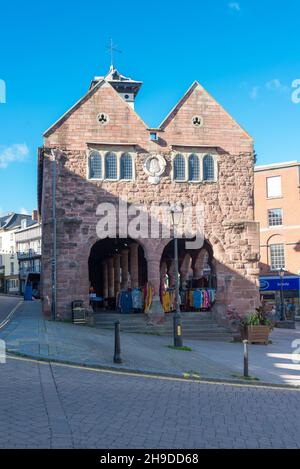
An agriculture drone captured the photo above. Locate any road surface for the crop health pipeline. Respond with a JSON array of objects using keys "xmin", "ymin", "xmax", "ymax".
[
  {"xmin": 0, "ymin": 356, "xmax": 300, "ymax": 449},
  {"xmin": 0, "ymin": 295, "xmax": 20, "ymax": 324}
]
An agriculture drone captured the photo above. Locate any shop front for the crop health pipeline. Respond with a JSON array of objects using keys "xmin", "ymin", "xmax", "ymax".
[{"xmin": 260, "ymin": 276, "xmax": 300, "ymax": 320}]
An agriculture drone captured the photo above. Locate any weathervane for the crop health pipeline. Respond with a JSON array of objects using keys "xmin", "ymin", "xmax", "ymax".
[{"xmin": 107, "ymin": 39, "xmax": 121, "ymax": 68}]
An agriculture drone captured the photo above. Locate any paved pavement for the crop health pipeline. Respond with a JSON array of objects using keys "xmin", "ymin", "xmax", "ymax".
[
  {"xmin": 1, "ymin": 301, "xmax": 300, "ymax": 387},
  {"xmin": 1, "ymin": 355, "xmax": 300, "ymax": 449},
  {"xmin": 0, "ymin": 295, "xmax": 21, "ymax": 324}
]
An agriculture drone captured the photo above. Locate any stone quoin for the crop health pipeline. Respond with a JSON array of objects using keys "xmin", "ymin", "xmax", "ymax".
[{"xmin": 38, "ymin": 65, "xmax": 260, "ymax": 322}]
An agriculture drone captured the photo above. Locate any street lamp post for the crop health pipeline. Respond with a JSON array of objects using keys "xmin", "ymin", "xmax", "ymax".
[
  {"xmin": 279, "ymin": 268, "xmax": 285, "ymax": 321},
  {"xmin": 170, "ymin": 205, "xmax": 183, "ymax": 348}
]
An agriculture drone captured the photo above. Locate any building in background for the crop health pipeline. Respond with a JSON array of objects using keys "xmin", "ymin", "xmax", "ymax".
[
  {"xmin": 15, "ymin": 211, "xmax": 41, "ymax": 297},
  {"xmin": 0, "ymin": 212, "xmax": 37, "ymax": 294},
  {"xmin": 254, "ymin": 161, "xmax": 300, "ymax": 317}
]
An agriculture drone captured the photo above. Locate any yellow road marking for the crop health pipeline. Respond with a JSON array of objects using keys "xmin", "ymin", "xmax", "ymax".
[
  {"xmin": 0, "ymin": 300, "xmax": 23, "ymax": 330},
  {"xmin": 6, "ymin": 353, "xmax": 300, "ymax": 392}
]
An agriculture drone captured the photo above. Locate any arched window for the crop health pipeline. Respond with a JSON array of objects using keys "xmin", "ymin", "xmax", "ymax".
[
  {"xmin": 203, "ymin": 154, "xmax": 215, "ymax": 181},
  {"xmin": 188, "ymin": 154, "xmax": 200, "ymax": 181},
  {"xmin": 173, "ymin": 154, "xmax": 186, "ymax": 181},
  {"xmin": 105, "ymin": 152, "xmax": 117, "ymax": 180},
  {"xmin": 120, "ymin": 153, "xmax": 133, "ymax": 180},
  {"xmin": 89, "ymin": 151, "xmax": 102, "ymax": 179}
]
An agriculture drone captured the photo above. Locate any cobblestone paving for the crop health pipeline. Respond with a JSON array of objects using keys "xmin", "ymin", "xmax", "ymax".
[{"xmin": 1, "ymin": 356, "xmax": 300, "ymax": 449}]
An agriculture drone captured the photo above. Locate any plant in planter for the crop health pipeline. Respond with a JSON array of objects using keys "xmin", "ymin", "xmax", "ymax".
[{"xmin": 244, "ymin": 303, "xmax": 274, "ymax": 345}]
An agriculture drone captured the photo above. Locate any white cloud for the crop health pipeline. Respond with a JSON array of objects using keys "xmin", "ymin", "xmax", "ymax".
[
  {"xmin": 0, "ymin": 143, "xmax": 29, "ymax": 169},
  {"xmin": 20, "ymin": 207, "xmax": 29, "ymax": 215},
  {"xmin": 229, "ymin": 2, "xmax": 241, "ymax": 11},
  {"xmin": 265, "ymin": 79, "xmax": 289, "ymax": 93}
]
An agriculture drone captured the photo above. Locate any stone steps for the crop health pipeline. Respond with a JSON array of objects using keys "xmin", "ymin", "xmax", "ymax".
[{"xmin": 94, "ymin": 312, "xmax": 233, "ymax": 342}]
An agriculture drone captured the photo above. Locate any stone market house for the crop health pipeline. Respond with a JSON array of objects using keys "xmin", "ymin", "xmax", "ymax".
[{"xmin": 38, "ymin": 66, "xmax": 260, "ymax": 322}]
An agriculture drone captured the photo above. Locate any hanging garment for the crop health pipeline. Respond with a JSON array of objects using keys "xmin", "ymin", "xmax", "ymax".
[
  {"xmin": 144, "ymin": 283, "xmax": 154, "ymax": 313},
  {"xmin": 119, "ymin": 290, "xmax": 133, "ymax": 314},
  {"xmin": 193, "ymin": 290, "xmax": 203, "ymax": 309},
  {"xmin": 132, "ymin": 288, "xmax": 143, "ymax": 310},
  {"xmin": 162, "ymin": 291, "xmax": 171, "ymax": 313}
]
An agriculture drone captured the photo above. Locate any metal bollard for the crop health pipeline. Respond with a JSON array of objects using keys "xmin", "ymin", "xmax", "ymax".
[
  {"xmin": 114, "ymin": 321, "xmax": 122, "ymax": 364},
  {"xmin": 243, "ymin": 340, "xmax": 249, "ymax": 378}
]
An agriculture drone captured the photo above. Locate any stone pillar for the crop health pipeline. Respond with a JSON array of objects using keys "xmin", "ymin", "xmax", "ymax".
[
  {"xmin": 129, "ymin": 243, "xmax": 139, "ymax": 288},
  {"xmin": 160, "ymin": 261, "xmax": 168, "ymax": 291},
  {"xmin": 120, "ymin": 248, "xmax": 129, "ymax": 289},
  {"xmin": 180, "ymin": 254, "xmax": 191, "ymax": 288},
  {"xmin": 114, "ymin": 253, "xmax": 121, "ymax": 295},
  {"xmin": 102, "ymin": 260, "xmax": 108, "ymax": 298},
  {"xmin": 167, "ymin": 260, "xmax": 175, "ymax": 288},
  {"xmin": 107, "ymin": 257, "xmax": 114, "ymax": 298},
  {"xmin": 147, "ymin": 256, "xmax": 164, "ymax": 317}
]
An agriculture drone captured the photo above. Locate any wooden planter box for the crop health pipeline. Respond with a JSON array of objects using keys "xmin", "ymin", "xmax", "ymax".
[{"xmin": 246, "ymin": 325, "xmax": 270, "ymax": 345}]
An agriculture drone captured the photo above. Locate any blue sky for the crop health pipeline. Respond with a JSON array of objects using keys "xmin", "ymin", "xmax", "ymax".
[{"xmin": 0, "ymin": 0, "xmax": 299, "ymax": 215}]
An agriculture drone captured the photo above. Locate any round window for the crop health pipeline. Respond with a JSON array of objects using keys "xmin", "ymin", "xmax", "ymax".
[
  {"xmin": 97, "ymin": 113, "xmax": 109, "ymax": 125},
  {"xmin": 192, "ymin": 116, "xmax": 203, "ymax": 127}
]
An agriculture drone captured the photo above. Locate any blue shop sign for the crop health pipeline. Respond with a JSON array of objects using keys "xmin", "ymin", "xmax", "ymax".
[{"xmin": 260, "ymin": 276, "xmax": 300, "ymax": 292}]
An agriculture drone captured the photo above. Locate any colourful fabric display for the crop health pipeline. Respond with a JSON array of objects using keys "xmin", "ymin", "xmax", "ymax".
[
  {"xmin": 131, "ymin": 288, "xmax": 143, "ymax": 310},
  {"xmin": 144, "ymin": 283, "xmax": 154, "ymax": 313},
  {"xmin": 118, "ymin": 290, "xmax": 133, "ymax": 314}
]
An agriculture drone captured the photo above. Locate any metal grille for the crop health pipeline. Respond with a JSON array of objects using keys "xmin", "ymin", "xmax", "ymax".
[
  {"xmin": 188, "ymin": 154, "xmax": 200, "ymax": 181},
  {"xmin": 105, "ymin": 152, "xmax": 117, "ymax": 180},
  {"xmin": 268, "ymin": 209, "xmax": 283, "ymax": 227},
  {"xmin": 203, "ymin": 154, "xmax": 215, "ymax": 181},
  {"xmin": 120, "ymin": 153, "xmax": 133, "ymax": 180},
  {"xmin": 174, "ymin": 154, "xmax": 186, "ymax": 181},
  {"xmin": 89, "ymin": 151, "xmax": 102, "ymax": 179},
  {"xmin": 270, "ymin": 244, "xmax": 285, "ymax": 271}
]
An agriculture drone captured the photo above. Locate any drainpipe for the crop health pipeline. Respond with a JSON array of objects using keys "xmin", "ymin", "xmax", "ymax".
[{"xmin": 51, "ymin": 149, "xmax": 57, "ymax": 321}]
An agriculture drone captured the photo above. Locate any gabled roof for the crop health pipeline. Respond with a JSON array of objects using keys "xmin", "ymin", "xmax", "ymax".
[
  {"xmin": 44, "ymin": 73, "xmax": 147, "ymax": 138},
  {"xmin": 44, "ymin": 78, "xmax": 106, "ymax": 138},
  {"xmin": 159, "ymin": 80, "xmax": 253, "ymax": 140},
  {"xmin": 0, "ymin": 213, "xmax": 33, "ymax": 231}
]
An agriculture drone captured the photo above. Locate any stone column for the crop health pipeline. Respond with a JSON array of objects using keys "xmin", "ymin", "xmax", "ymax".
[
  {"xmin": 107, "ymin": 257, "xmax": 114, "ymax": 298},
  {"xmin": 147, "ymin": 256, "xmax": 164, "ymax": 317},
  {"xmin": 129, "ymin": 243, "xmax": 139, "ymax": 288},
  {"xmin": 160, "ymin": 261, "xmax": 168, "ymax": 291},
  {"xmin": 167, "ymin": 260, "xmax": 175, "ymax": 288},
  {"xmin": 114, "ymin": 253, "xmax": 121, "ymax": 294},
  {"xmin": 180, "ymin": 254, "xmax": 191, "ymax": 288},
  {"xmin": 102, "ymin": 260, "xmax": 108, "ymax": 298},
  {"xmin": 120, "ymin": 248, "xmax": 129, "ymax": 289}
]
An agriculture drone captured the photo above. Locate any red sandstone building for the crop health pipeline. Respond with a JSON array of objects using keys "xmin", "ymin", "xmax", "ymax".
[
  {"xmin": 38, "ymin": 66, "xmax": 260, "ymax": 322},
  {"xmin": 254, "ymin": 161, "xmax": 300, "ymax": 317}
]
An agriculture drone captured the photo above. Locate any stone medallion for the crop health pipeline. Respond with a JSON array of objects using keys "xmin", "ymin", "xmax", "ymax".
[{"xmin": 143, "ymin": 154, "xmax": 166, "ymax": 185}]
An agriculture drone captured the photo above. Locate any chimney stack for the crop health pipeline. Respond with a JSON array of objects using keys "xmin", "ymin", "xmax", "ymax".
[{"xmin": 32, "ymin": 210, "xmax": 38, "ymax": 221}]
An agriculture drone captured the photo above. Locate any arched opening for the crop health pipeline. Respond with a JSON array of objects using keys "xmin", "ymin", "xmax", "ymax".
[
  {"xmin": 88, "ymin": 237, "xmax": 147, "ymax": 313},
  {"xmin": 160, "ymin": 239, "xmax": 217, "ymax": 313}
]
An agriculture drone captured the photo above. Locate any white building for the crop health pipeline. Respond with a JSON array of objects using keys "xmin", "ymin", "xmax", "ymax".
[
  {"xmin": 15, "ymin": 219, "xmax": 42, "ymax": 296},
  {"xmin": 0, "ymin": 212, "xmax": 37, "ymax": 294}
]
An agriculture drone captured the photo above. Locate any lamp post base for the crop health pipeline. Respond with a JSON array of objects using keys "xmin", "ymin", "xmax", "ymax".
[{"xmin": 173, "ymin": 313, "xmax": 183, "ymax": 348}]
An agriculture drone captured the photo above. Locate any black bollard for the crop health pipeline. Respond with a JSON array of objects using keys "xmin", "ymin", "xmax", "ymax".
[
  {"xmin": 243, "ymin": 340, "xmax": 249, "ymax": 378},
  {"xmin": 114, "ymin": 320, "xmax": 122, "ymax": 364}
]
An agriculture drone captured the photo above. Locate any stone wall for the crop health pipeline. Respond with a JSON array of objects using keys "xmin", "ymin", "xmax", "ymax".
[{"xmin": 40, "ymin": 79, "xmax": 260, "ymax": 320}]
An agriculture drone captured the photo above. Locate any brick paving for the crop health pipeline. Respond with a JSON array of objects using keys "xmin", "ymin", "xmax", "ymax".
[
  {"xmin": 1, "ymin": 300, "xmax": 300, "ymax": 387},
  {"xmin": 1, "ymin": 356, "xmax": 300, "ymax": 449}
]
